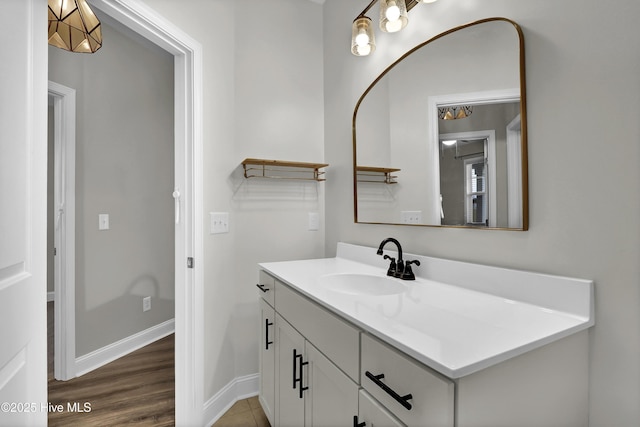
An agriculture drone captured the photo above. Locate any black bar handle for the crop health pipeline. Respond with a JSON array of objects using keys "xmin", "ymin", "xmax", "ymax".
[
  {"xmin": 298, "ymin": 355, "xmax": 309, "ymax": 399},
  {"xmin": 365, "ymin": 371, "xmax": 413, "ymax": 410},
  {"xmin": 256, "ymin": 283, "xmax": 270, "ymax": 293},
  {"xmin": 293, "ymin": 349, "xmax": 300, "ymax": 389},
  {"xmin": 265, "ymin": 319, "xmax": 273, "ymax": 350},
  {"xmin": 353, "ymin": 415, "xmax": 366, "ymax": 427}
]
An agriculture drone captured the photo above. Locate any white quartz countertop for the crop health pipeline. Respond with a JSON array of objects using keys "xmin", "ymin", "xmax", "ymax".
[{"xmin": 259, "ymin": 243, "xmax": 594, "ymax": 379}]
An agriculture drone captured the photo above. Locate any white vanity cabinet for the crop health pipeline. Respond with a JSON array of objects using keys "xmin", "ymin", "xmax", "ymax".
[
  {"xmin": 357, "ymin": 389, "xmax": 406, "ymax": 427},
  {"xmin": 258, "ymin": 243, "xmax": 593, "ymax": 427},
  {"xmin": 361, "ymin": 334, "xmax": 454, "ymax": 427},
  {"xmin": 275, "ymin": 314, "xmax": 359, "ymax": 427},
  {"xmin": 257, "ymin": 271, "xmax": 276, "ymax": 426},
  {"xmin": 260, "ymin": 272, "xmax": 360, "ymax": 427},
  {"xmin": 259, "ymin": 298, "xmax": 276, "ymax": 425}
]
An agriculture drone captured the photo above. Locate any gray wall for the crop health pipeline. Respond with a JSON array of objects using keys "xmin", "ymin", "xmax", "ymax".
[
  {"xmin": 139, "ymin": 0, "xmax": 326, "ymax": 400},
  {"xmin": 323, "ymin": 0, "xmax": 640, "ymax": 425},
  {"xmin": 48, "ymin": 18, "xmax": 175, "ymax": 356}
]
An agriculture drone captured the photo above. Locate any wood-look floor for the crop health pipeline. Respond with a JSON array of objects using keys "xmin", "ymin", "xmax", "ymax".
[
  {"xmin": 47, "ymin": 302, "xmax": 268, "ymax": 426},
  {"xmin": 47, "ymin": 302, "xmax": 175, "ymax": 426}
]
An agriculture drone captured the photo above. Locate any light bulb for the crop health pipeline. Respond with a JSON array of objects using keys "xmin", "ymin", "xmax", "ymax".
[
  {"xmin": 356, "ymin": 44, "xmax": 372, "ymax": 56},
  {"xmin": 355, "ymin": 30, "xmax": 370, "ymax": 47},
  {"xmin": 384, "ymin": 19, "xmax": 403, "ymax": 32},
  {"xmin": 385, "ymin": 1, "xmax": 401, "ymax": 21}
]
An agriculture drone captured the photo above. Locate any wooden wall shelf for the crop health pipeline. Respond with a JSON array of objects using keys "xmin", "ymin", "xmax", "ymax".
[
  {"xmin": 241, "ymin": 158, "xmax": 329, "ymax": 182},
  {"xmin": 356, "ymin": 166, "xmax": 400, "ymax": 184}
]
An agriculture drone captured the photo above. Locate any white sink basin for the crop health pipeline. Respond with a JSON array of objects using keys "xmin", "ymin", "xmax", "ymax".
[{"xmin": 318, "ymin": 273, "xmax": 408, "ymax": 296}]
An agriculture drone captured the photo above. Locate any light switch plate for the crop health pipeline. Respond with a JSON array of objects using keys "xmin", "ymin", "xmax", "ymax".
[
  {"xmin": 308, "ymin": 212, "xmax": 319, "ymax": 231},
  {"xmin": 98, "ymin": 213, "xmax": 109, "ymax": 230},
  {"xmin": 210, "ymin": 212, "xmax": 229, "ymax": 234}
]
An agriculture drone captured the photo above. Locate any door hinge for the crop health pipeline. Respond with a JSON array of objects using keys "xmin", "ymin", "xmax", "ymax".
[
  {"xmin": 54, "ymin": 247, "xmax": 57, "ymax": 256},
  {"xmin": 187, "ymin": 257, "xmax": 194, "ymax": 269}
]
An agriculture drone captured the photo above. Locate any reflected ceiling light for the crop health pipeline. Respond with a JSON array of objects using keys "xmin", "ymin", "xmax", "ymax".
[
  {"xmin": 48, "ymin": 0, "xmax": 103, "ymax": 53},
  {"xmin": 438, "ymin": 105, "xmax": 473, "ymax": 120},
  {"xmin": 442, "ymin": 140, "xmax": 457, "ymax": 146},
  {"xmin": 351, "ymin": 0, "xmax": 437, "ymax": 56}
]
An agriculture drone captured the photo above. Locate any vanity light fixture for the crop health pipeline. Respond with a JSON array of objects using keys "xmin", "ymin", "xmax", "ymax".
[
  {"xmin": 48, "ymin": 0, "xmax": 103, "ymax": 53},
  {"xmin": 438, "ymin": 105, "xmax": 473, "ymax": 120},
  {"xmin": 352, "ymin": 16, "xmax": 376, "ymax": 56},
  {"xmin": 351, "ymin": 0, "xmax": 437, "ymax": 56}
]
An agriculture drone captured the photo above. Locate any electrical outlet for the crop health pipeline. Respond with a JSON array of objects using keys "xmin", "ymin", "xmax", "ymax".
[
  {"xmin": 401, "ymin": 211, "xmax": 422, "ymax": 224},
  {"xmin": 143, "ymin": 296, "xmax": 151, "ymax": 312},
  {"xmin": 210, "ymin": 212, "xmax": 229, "ymax": 234}
]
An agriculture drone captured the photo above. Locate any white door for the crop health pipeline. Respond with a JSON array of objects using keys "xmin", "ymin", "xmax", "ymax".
[{"xmin": 0, "ymin": 0, "xmax": 48, "ymax": 426}]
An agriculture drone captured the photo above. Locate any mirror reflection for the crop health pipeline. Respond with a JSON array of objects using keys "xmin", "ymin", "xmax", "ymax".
[{"xmin": 353, "ymin": 18, "xmax": 528, "ymax": 230}]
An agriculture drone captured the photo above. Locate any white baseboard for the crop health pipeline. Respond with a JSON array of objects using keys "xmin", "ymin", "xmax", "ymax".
[
  {"xmin": 203, "ymin": 373, "xmax": 259, "ymax": 426},
  {"xmin": 75, "ymin": 319, "xmax": 175, "ymax": 377}
]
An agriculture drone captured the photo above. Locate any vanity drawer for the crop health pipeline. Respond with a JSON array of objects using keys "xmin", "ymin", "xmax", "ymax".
[
  {"xmin": 361, "ymin": 334, "xmax": 454, "ymax": 427},
  {"xmin": 257, "ymin": 270, "xmax": 275, "ymax": 307},
  {"xmin": 275, "ymin": 280, "xmax": 360, "ymax": 382}
]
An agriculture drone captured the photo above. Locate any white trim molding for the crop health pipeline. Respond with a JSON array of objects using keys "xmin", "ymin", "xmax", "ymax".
[
  {"xmin": 203, "ymin": 374, "xmax": 260, "ymax": 426},
  {"xmin": 75, "ymin": 319, "xmax": 175, "ymax": 377},
  {"xmin": 48, "ymin": 80, "xmax": 77, "ymax": 381},
  {"xmin": 87, "ymin": 1, "xmax": 204, "ymax": 424}
]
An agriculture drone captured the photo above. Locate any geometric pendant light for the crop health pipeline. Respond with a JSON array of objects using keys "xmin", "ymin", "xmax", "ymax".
[{"xmin": 48, "ymin": 0, "xmax": 102, "ymax": 53}]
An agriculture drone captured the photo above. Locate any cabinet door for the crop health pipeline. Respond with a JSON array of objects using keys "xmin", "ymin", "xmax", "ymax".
[
  {"xmin": 259, "ymin": 299, "xmax": 276, "ymax": 426},
  {"xmin": 304, "ymin": 342, "xmax": 359, "ymax": 427},
  {"xmin": 358, "ymin": 389, "xmax": 406, "ymax": 427},
  {"xmin": 275, "ymin": 314, "xmax": 306, "ymax": 427}
]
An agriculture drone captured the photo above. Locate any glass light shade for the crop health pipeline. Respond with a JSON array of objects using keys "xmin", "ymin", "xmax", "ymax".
[
  {"xmin": 48, "ymin": 0, "xmax": 102, "ymax": 53},
  {"xmin": 379, "ymin": 0, "xmax": 408, "ymax": 33},
  {"xmin": 351, "ymin": 17, "xmax": 376, "ymax": 56}
]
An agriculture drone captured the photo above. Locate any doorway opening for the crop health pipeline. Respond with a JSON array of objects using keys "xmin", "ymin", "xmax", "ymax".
[{"xmin": 47, "ymin": 0, "xmax": 204, "ymax": 424}]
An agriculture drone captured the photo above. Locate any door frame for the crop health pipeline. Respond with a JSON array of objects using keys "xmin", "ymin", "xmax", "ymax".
[
  {"xmin": 439, "ymin": 130, "xmax": 497, "ymax": 227},
  {"xmin": 428, "ymin": 88, "xmax": 520, "ymax": 226},
  {"xmin": 48, "ymin": 81, "xmax": 77, "ymax": 381},
  {"xmin": 506, "ymin": 114, "xmax": 523, "ymax": 228},
  {"xmin": 88, "ymin": 1, "xmax": 204, "ymax": 424}
]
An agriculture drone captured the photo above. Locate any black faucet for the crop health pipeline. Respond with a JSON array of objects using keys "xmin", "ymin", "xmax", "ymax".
[{"xmin": 377, "ymin": 237, "xmax": 420, "ymax": 280}]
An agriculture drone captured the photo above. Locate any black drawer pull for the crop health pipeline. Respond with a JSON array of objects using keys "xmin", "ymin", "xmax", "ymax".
[
  {"xmin": 298, "ymin": 354, "xmax": 308, "ymax": 399},
  {"xmin": 353, "ymin": 415, "xmax": 366, "ymax": 427},
  {"xmin": 293, "ymin": 349, "xmax": 300, "ymax": 389},
  {"xmin": 256, "ymin": 283, "xmax": 270, "ymax": 293},
  {"xmin": 365, "ymin": 371, "xmax": 413, "ymax": 410},
  {"xmin": 293, "ymin": 350, "xmax": 309, "ymax": 399},
  {"xmin": 265, "ymin": 319, "xmax": 273, "ymax": 350}
]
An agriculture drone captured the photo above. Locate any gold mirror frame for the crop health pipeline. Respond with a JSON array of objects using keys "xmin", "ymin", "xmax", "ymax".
[{"xmin": 352, "ymin": 17, "xmax": 528, "ymax": 230}]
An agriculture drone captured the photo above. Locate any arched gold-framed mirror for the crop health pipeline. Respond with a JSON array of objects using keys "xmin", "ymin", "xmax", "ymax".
[{"xmin": 353, "ymin": 17, "xmax": 528, "ymax": 230}]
